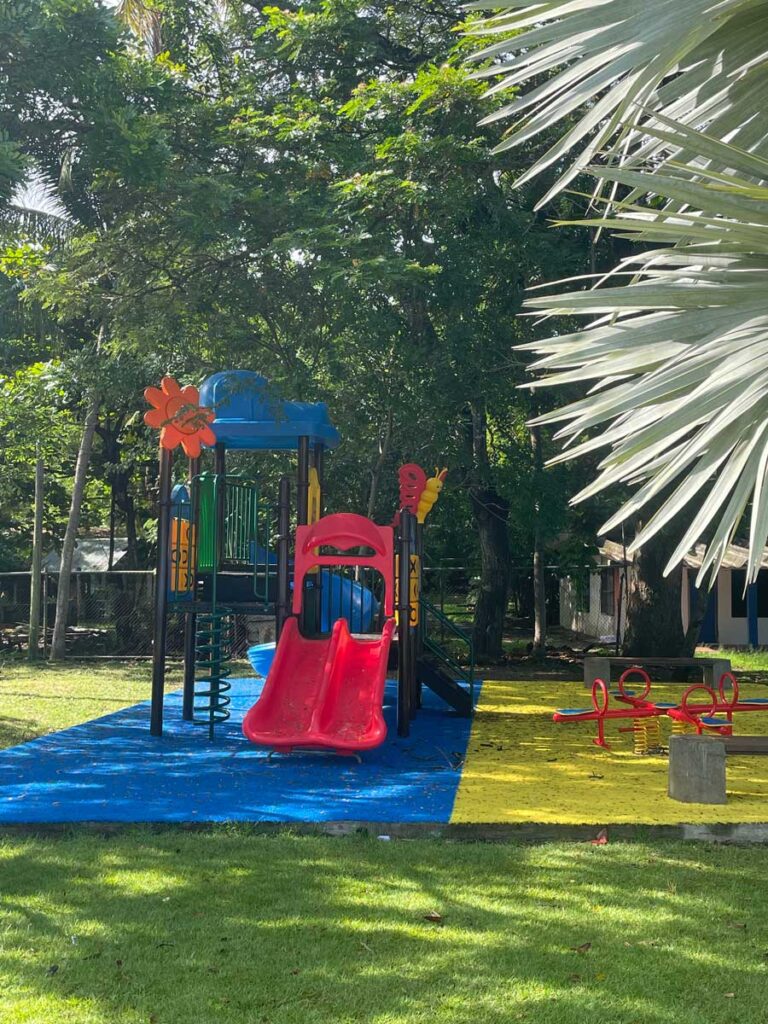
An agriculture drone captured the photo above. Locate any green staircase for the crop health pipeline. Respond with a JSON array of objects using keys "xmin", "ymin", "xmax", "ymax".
[{"xmin": 417, "ymin": 597, "xmax": 475, "ymax": 717}]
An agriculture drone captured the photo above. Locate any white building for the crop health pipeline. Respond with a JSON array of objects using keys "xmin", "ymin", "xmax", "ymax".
[{"xmin": 559, "ymin": 541, "xmax": 768, "ymax": 647}]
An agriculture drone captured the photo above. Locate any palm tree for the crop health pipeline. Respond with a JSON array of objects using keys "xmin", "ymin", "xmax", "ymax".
[
  {"xmin": 468, "ymin": 0, "xmax": 768, "ymax": 585},
  {"xmin": 2, "ymin": 172, "xmax": 101, "ymax": 661}
]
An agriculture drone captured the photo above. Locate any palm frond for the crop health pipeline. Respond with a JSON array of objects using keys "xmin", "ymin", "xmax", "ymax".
[
  {"xmin": 3, "ymin": 171, "xmax": 73, "ymax": 244},
  {"xmin": 467, "ymin": 0, "xmax": 768, "ymax": 206},
  {"xmin": 521, "ymin": 129, "xmax": 768, "ymax": 583},
  {"xmin": 115, "ymin": 0, "xmax": 163, "ymax": 57}
]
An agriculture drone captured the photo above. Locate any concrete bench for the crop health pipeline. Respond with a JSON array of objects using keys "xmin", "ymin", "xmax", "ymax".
[
  {"xmin": 668, "ymin": 735, "xmax": 726, "ymax": 804},
  {"xmin": 584, "ymin": 655, "xmax": 731, "ymax": 688},
  {"xmin": 669, "ymin": 735, "xmax": 768, "ymax": 804}
]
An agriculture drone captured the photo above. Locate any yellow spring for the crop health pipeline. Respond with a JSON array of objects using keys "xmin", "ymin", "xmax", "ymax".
[
  {"xmin": 647, "ymin": 718, "xmax": 661, "ymax": 749},
  {"xmin": 671, "ymin": 719, "xmax": 694, "ymax": 736},
  {"xmin": 633, "ymin": 719, "xmax": 649, "ymax": 755}
]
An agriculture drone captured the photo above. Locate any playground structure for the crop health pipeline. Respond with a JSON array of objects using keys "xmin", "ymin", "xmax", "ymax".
[
  {"xmin": 144, "ymin": 371, "xmax": 474, "ymax": 749},
  {"xmin": 555, "ymin": 667, "xmax": 768, "ymax": 751}
]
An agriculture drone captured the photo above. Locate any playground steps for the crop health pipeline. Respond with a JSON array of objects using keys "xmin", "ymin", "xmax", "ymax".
[{"xmin": 417, "ymin": 655, "xmax": 473, "ymax": 717}]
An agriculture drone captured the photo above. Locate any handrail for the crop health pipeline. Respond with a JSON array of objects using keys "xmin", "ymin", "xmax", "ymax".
[{"xmin": 420, "ymin": 596, "xmax": 474, "ymax": 704}]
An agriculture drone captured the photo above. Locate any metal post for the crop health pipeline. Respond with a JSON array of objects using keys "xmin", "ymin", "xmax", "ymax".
[
  {"xmin": 182, "ymin": 458, "xmax": 200, "ymax": 721},
  {"xmin": 296, "ymin": 437, "xmax": 315, "ymax": 634},
  {"xmin": 151, "ymin": 446, "xmax": 173, "ymax": 737},
  {"xmin": 214, "ymin": 442, "xmax": 226, "ymax": 563},
  {"xmin": 28, "ymin": 457, "xmax": 44, "ymax": 659},
  {"xmin": 414, "ymin": 521, "xmax": 425, "ymax": 708},
  {"xmin": 297, "ymin": 436, "xmax": 310, "ymax": 526},
  {"xmin": 397, "ymin": 510, "xmax": 413, "ymax": 737},
  {"xmin": 313, "ymin": 443, "xmax": 325, "ymax": 514},
  {"xmin": 276, "ymin": 476, "xmax": 291, "ymax": 637}
]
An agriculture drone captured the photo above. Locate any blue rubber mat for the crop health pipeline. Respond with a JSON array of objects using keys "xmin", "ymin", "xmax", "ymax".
[{"xmin": 0, "ymin": 673, "xmax": 477, "ymax": 824}]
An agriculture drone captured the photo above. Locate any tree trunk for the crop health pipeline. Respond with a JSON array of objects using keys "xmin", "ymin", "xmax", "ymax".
[
  {"xmin": 531, "ymin": 425, "xmax": 546, "ymax": 656},
  {"xmin": 622, "ymin": 531, "xmax": 688, "ymax": 658},
  {"xmin": 366, "ymin": 408, "xmax": 393, "ymax": 520},
  {"xmin": 28, "ymin": 457, "xmax": 44, "ymax": 659},
  {"xmin": 468, "ymin": 402, "xmax": 510, "ymax": 661},
  {"xmin": 49, "ymin": 392, "xmax": 100, "ymax": 661}
]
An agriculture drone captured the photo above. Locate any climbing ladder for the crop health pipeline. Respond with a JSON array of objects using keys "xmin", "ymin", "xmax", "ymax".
[{"xmin": 417, "ymin": 597, "xmax": 474, "ymax": 717}]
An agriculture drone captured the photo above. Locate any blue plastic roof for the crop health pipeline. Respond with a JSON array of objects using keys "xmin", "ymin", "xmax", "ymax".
[{"xmin": 199, "ymin": 371, "xmax": 340, "ymax": 451}]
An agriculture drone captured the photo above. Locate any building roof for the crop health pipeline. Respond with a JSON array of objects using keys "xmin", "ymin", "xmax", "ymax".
[
  {"xmin": 599, "ymin": 539, "xmax": 768, "ymax": 572},
  {"xmin": 43, "ymin": 537, "xmax": 128, "ymax": 573},
  {"xmin": 199, "ymin": 371, "xmax": 340, "ymax": 452}
]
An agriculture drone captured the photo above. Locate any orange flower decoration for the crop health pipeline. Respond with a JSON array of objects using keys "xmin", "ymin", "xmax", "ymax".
[{"xmin": 144, "ymin": 376, "xmax": 217, "ymax": 458}]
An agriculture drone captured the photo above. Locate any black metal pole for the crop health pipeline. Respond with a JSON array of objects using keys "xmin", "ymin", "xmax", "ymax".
[
  {"xmin": 276, "ymin": 476, "xmax": 291, "ymax": 638},
  {"xmin": 397, "ymin": 510, "xmax": 413, "ymax": 738},
  {"xmin": 297, "ymin": 436, "xmax": 310, "ymax": 526},
  {"xmin": 182, "ymin": 455, "xmax": 201, "ymax": 721},
  {"xmin": 214, "ymin": 442, "xmax": 226, "ymax": 568},
  {"xmin": 313, "ymin": 443, "xmax": 325, "ymax": 515},
  {"xmin": 414, "ymin": 521, "xmax": 425, "ymax": 710},
  {"xmin": 150, "ymin": 446, "xmax": 173, "ymax": 737}
]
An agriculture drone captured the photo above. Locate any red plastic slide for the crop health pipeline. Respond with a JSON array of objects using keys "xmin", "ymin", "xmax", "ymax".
[
  {"xmin": 242, "ymin": 512, "xmax": 395, "ymax": 753},
  {"xmin": 242, "ymin": 616, "xmax": 394, "ymax": 752}
]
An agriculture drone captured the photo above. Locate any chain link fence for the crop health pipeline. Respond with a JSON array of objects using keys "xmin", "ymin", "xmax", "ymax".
[
  {"xmin": 0, "ymin": 571, "xmax": 263, "ymax": 659},
  {"xmin": 0, "ymin": 562, "xmax": 618, "ymax": 657}
]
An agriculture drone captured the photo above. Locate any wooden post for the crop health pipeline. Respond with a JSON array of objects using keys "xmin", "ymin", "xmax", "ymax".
[
  {"xmin": 150, "ymin": 447, "xmax": 173, "ymax": 737},
  {"xmin": 28, "ymin": 457, "xmax": 44, "ymax": 659}
]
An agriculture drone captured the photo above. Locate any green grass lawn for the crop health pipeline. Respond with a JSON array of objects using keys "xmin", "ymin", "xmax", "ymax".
[
  {"xmin": 0, "ymin": 658, "xmax": 180, "ymax": 751},
  {"xmin": 1, "ymin": 831, "xmax": 768, "ymax": 1024},
  {"xmin": 704, "ymin": 647, "xmax": 768, "ymax": 673}
]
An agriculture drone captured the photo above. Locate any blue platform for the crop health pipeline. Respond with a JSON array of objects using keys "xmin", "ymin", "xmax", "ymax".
[
  {"xmin": 0, "ymin": 668, "xmax": 477, "ymax": 825},
  {"xmin": 199, "ymin": 370, "xmax": 340, "ymax": 451}
]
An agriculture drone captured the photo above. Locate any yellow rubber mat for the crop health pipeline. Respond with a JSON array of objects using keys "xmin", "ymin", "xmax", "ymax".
[{"xmin": 451, "ymin": 680, "xmax": 768, "ymax": 824}]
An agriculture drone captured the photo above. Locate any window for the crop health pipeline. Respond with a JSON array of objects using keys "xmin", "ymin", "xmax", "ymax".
[
  {"xmin": 600, "ymin": 569, "xmax": 615, "ymax": 615},
  {"xmin": 734, "ymin": 568, "xmax": 768, "ymax": 617},
  {"xmin": 758, "ymin": 571, "xmax": 768, "ymax": 617},
  {"xmin": 731, "ymin": 569, "xmax": 747, "ymax": 618}
]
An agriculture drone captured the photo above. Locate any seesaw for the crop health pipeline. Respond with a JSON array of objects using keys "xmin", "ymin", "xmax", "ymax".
[{"xmin": 554, "ymin": 668, "xmax": 768, "ymax": 750}]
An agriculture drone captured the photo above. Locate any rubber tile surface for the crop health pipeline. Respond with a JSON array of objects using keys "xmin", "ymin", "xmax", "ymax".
[{"xmin": 0, "ymin": 675, "xmax": 476, "ymax": 824}]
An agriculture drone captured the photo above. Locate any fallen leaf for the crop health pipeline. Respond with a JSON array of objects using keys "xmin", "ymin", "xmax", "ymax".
[
  {"xmin": 115, "ymin": 959, "xmax": 123, "ymax": 968},
  {"xmin": 567, "ymin": 973, "xmax": 582, "ymax": 983},
  {"xmin": 45, "ymin": 965, "xmax": 59, "ymax": 977},
  {"xmin": 727, "ymin": 921, "xmax": 747, "ymax": 930},
  {"xmin": 359, "ymin": 941, "xmax": 374, "ymax": 953},
  {"xmin": 290, "ymin": 969, "xmax": 300, "ymax": 975},
  {"xmin": 588, "ymin": 773, "xmax": 604, "ymax": 781},
  {"xmin": 570, "ymin": 942, "xmax": 592, "ymax": 954},
  {"xmin": 424, "ymin": 911, "xmax": 443, "ymax": 923},
  {"xmin": 724, "ymin": 993, "xmax": 735, "ymax": 999},
  {"xmin": 595, "ymin": 972, "xmax": 607, "ymax": 982}
]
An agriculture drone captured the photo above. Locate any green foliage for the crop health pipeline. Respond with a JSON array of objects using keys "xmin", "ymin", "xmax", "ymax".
[{"xmin": 0, "ymin": 0, "xmax": 601, "ymax": 581}]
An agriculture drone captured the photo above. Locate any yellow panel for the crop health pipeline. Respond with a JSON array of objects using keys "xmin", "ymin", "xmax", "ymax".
[
  {"xmin": 451, "ymin": 679, "xmax": 768, "ymax": 825},
  {"xmin": 170, "ymin": 520, "xmax": 195, "ymax": 592}
]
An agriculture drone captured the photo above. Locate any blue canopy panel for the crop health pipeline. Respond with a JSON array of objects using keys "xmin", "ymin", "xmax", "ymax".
[{"xmin": 199, "ymin": 370, "xmax": 341, "ymax": 451}]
